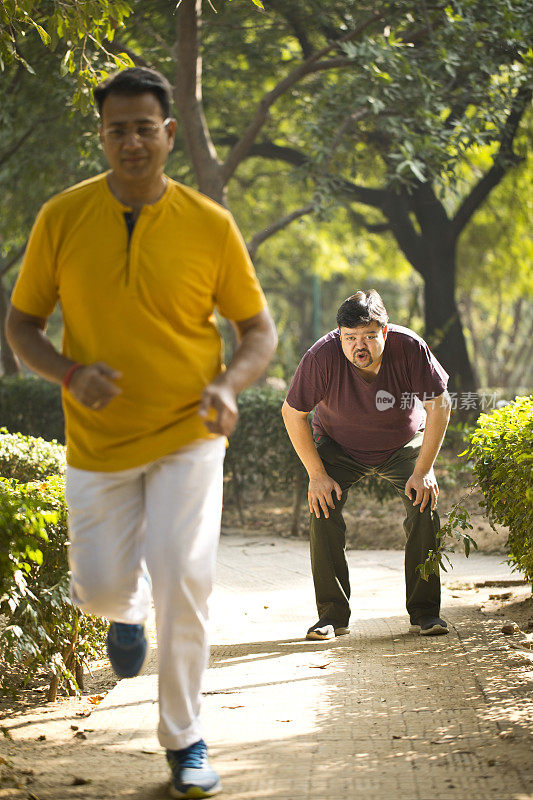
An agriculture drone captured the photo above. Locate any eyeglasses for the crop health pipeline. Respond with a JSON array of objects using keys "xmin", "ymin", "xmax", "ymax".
[{"xmin": 102, "ymin": 118, "xmax": 172, "ymax": 142}]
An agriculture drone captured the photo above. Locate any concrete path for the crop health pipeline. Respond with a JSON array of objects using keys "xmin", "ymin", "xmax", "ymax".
[{"xmin": 85, "ymin": 534, "xmax": 533, "ymax": 800}]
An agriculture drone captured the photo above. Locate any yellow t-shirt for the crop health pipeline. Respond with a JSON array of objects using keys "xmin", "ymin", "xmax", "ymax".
[{"xmin": 11, "ymin": 173, "xmax": 266, "ymax": 471}]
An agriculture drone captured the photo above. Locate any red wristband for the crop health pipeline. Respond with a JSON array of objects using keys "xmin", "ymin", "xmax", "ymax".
[{"xmin": 62, "ymin": 363, "xmax": 83, "ymax": 390}]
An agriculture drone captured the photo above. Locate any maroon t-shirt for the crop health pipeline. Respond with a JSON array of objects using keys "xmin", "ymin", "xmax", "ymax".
[{"xmin": 285, "ymin": 324, "xmax": 449, "ymax": 466}]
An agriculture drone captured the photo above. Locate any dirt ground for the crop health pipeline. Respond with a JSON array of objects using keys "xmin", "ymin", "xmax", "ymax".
[{"xmin": 1, "ymin": 469, "xmax": 531, "ymax": 799}]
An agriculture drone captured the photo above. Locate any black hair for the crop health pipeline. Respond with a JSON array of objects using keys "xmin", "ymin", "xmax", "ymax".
[
  {"xmin": 93, "ymin": 67, "xmax": 173, "ymax": 119},
  {"xmin": 336, "ymin": 290, "xmax": 389, "ymax": 329}
]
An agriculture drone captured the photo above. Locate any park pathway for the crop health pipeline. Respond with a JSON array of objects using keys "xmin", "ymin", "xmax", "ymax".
[{"xmin": 4, "ymin": 533, "xmax": 533, "ymax": 799}]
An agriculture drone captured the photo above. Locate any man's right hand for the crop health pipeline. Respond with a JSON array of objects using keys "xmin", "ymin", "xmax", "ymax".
[
  {"xmin": 308, "ymin": 474, "xmax": 343, "ymax": 519},
  {"xmin": 69, "ymin": 362, "xmax": 122, "ymax": 410}
]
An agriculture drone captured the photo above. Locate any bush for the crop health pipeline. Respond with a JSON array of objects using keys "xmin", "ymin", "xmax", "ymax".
[
  {"xmin": 0, "ymin": 432, "xmax": 107, "ymax": 698},
  {"xmin": 226, "ymin": 387, "xmax": 305, "ymax": 496},
  {"xmin": 419, "ymin": 396, "xmax": 533, "ymax": 584},
  {"xmin": 0, "ymin": 376, "xmax": 64, "ymax": 443},
  {"xmin": 465, "ymin": 395, "xmax": 533, "ymax": 582},
  {"xmin": 0, "ymin": 428, "xmax": 66, "ymax": 481}
]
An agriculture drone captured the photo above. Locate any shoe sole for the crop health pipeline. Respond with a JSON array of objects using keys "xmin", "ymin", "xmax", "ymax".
[
  {"xmin": 169, "ymin": 780, "xmax": 222, "ymax": 798},
  {"xmin": 306, "ymin": 630, "xmax": 334, "ymax": 640},
  {"xmin": 306, "ymin": 626, "xmax": 350, "ymax": 641},
  {"xmin": 410, "ymin": 624, "xmax": 449, "ymax": 636},
  {"xmin": 108, "ymin": 626, "xmax": 151, "ymax": 679}
]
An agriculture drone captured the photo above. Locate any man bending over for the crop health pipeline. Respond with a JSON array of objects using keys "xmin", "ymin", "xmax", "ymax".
[{"xmin": 282, "ymin": 290, "xmax": 450, "ymax": 641}]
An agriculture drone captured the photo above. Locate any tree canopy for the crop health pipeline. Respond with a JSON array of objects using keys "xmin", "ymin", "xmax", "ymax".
[{"xmin": 1, "ymin": 0, "xmax": 531, "ymax": 395}]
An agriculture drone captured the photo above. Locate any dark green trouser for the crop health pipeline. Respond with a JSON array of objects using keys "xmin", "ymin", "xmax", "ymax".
[{"xmin": 310, "ymin": 432, "xmax": 441, "ymax": 627}]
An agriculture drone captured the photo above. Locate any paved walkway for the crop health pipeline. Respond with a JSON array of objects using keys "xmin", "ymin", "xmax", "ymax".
[{"xmin": 86, "ymin": 534, "xmax": 533, "ymax": 800}]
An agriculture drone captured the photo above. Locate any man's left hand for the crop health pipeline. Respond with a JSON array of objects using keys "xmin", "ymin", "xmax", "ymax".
[
  {"xmin": 198, "ymin": 377, "xmax": 238, "ymax": 437},
  {"xmin": 404, "ymin": 469, "xmax": 439, "ymax": 512}
]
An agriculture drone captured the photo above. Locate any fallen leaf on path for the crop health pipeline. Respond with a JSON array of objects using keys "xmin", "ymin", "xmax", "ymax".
[{"xmin": 87, "ymin": 694, "xmax": 105, "ymax": 705}]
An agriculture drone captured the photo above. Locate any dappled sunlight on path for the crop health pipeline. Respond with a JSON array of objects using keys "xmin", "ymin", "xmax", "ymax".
[{"xmin": 1, "ymin": 536, "xmax": 531, "ymax": 799}]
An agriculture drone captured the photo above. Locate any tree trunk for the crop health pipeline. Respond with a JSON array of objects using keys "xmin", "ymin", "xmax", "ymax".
[
  {"xmin": 0, "ymin": 278, "xmax": 20, "ymax": 376},
  {"xmin": 174, "ymin": 0, "xmax": 227, "ymax": 206},
  {"xmin": 382, "ymin": 186, "xmax": 478, "ymax": 394},
  {"xmin": 290, "ymin": 471, "xmax": 306, "ymax": 537},
  {"xmin": 422, "ymin": 255, "xmax": 477, "ymax": 393}
]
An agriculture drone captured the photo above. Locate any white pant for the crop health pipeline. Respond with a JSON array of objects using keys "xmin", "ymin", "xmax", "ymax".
[{"xmin": 65, "ymin": 437, "xmax": 226, "ymax": 750}]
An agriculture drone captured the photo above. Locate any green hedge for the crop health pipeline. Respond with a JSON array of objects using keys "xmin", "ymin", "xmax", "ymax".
[
  {"xmin": 465, "ymin": 395, "xmax": 533, "ymax": 582},
  {"xmin": 226, "ymin": 387, "xmax": 305, "ymax": 494},
  {"xmin": 0, "ymin": 376, "xmax": 64, "ymax": 443},
  {"xmin": 0, "ymin": 428, "xmax": 66, "ymax": 481},
  {"xmin": 0, "ymin": 432, "xmax": 106, "ymax": 698}
]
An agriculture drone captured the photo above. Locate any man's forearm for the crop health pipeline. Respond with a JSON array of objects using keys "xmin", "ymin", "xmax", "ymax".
[
  {"xmin": 281, "ymin": 402, "xmax": 326, "ymax": 478},
  {"xmin": 222, "ymin": 310, "xmax": 277, "ymax": 394},
  {"xmin": 415, "ymin": 396, "xmax": 451, "ymax": 474},
  {"xmin": 6, "ymin": 305, "xmax": 74, "ymax": 384},
  {"xmin": 198, "ymin": 308, "xmax": 277, "ymax": 436}
]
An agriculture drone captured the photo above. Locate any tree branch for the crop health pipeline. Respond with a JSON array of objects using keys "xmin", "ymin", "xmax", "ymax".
[
  {"xmin": 221, "ymin": 11, "xmax": 383, "ymax": 184},
  {"xmin": 215, "ymin": 136, "xmax": 308, "ymax": 167},
  {"xmin": 262, "ymin": 1, "xmax": 314, "ymax": 58},
  {"xmin": 345, "ymin": 207, "xmax": 390, "ymax": 234},
  {"xmin": 174, "ymin": 0, "xmax": 222, "ymax": 200},
  {"xmin": 381, "ymin": 189, "xmax": 427, "ymax": 274},
  {"xmin": 104, "ymin": 38, "xmax": 150, "ymax": 67},
  {"xmin": 410, "ymin": 182, "xmax": 450, "ymax": 237},
  {"xmin": 451, "ymin": 86, "xmax": 531, "ymax": 239},
  {"xmin": 215, "ymin": 136, "xmax": 388, "ymax": 211},
  {"xmin": 334, "ymin": 177, "xmax": 389, "ymax": 210},
  {"xmin": 247, "ymin": 203, "xmax": 314, "ymax": 260}
]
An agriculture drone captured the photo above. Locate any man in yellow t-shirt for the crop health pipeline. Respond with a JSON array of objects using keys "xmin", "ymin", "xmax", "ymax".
[{"xmin": 6, "ymin": 67, "xmax": 277, "ymax": 799}]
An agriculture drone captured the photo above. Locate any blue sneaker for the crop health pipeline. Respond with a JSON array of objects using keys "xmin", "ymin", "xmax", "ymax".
[
  {"xmin": 106, "ymin": 622, "xmax": 149, "ymax": 678},
  {"xmin": 166, "ymin": 739, "xmax": 221, "ymax": 798}
]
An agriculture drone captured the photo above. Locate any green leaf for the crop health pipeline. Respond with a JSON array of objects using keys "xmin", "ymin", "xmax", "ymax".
[
  {"xmin": 31, "ymin": 21, "xmax": 51, "ymax": 46},
  {"xmin": 409, "ymin": 161, "xmax": 426, "ymax": 183},
  {"xmin": 60, "ymin": 48, "xmax": 72, "ymax": 76}
]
